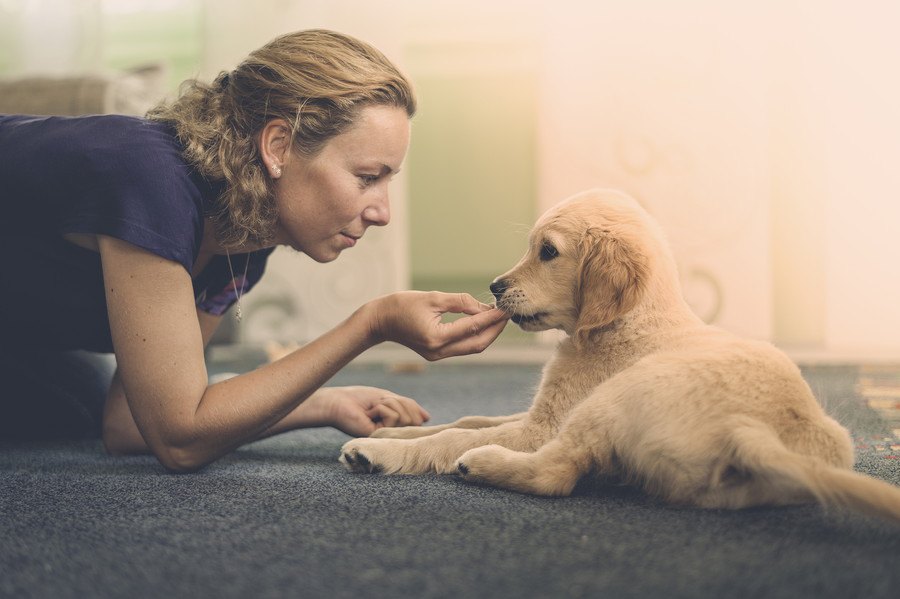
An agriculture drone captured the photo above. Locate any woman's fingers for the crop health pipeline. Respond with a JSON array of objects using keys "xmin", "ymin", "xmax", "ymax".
[
  {"xmin": 375, "ymin": 290, "xmax": 509, "ymax": 360},
  {"xmin": 380, "ymin": 395, "xmax": 419, "ymax": 426},
  {"xmin": 391, "ymin": 394, "xmax": 430, "ymax": 423},
  {"xmin": 431, "ymin": 292, "xmax": 495, "ymax": 316},
  {"xmin": 438, "ymin": 308, "xmax": 509, "ymax": 344},
  {"xmin": 432, "ymin": 316, "xmax": 509, "ymax": 359},
  {"xmin": 366, "ymin": 394, "xmax": 430, "ymax": 428},
  {"xmin": 367, "ymin": 403, "xmax": 401, "ymax": 428}
]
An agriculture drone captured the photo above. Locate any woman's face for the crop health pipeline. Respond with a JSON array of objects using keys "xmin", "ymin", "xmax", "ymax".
[{"xmin": 272, "ymin": 105, "xmax": 411, "ymax": 263}]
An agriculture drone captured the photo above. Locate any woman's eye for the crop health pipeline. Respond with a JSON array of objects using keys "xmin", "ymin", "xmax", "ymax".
[
  {"xmin": 539, "ymin": 242, "xmax": 559, "ymax": 261},
  {"xmin": 358, "ymin": 174, "xmax": 379, "ymax": 187}
]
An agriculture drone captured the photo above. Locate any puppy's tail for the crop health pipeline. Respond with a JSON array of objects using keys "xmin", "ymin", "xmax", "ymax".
[{"xmin": 731, "ymin": 424, "xmax": 900, "ymax": 526}]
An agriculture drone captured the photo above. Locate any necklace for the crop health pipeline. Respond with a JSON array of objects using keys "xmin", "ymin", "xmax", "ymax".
[{"xmin": 225, "ymin": 250, "xmax": 251, "ymax": 322}]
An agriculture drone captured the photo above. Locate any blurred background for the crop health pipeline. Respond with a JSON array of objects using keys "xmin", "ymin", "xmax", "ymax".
[{"xmin": 2, "ymin": 0, "xmax": 899, "ymax": 361}]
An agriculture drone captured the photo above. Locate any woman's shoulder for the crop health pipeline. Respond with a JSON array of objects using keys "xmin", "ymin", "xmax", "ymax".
[
  {"xmin": 74, "ymin": 115, "xmax": 182, "ymax": 163},
  {"xmin": 2, "ymin": 114, "xmax": 186, "ymax": 182},
  {"xmin": 8, "ymin": 115, "xmax": 210, "ymax": 271},
  {"xmin": 1, "ymin": 112, "xmax": 169, "ymax": 141}
]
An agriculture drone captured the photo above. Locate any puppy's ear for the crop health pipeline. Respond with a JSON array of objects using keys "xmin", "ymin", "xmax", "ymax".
[{"xmin": 575, "ymin": 227, "xmax": 649, "ymax": 344}]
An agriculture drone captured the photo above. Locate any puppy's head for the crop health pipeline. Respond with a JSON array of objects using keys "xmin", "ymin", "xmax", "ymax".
[{"xmin": 490, "ymin": 189, "xmax": 652, "ymax": 345}]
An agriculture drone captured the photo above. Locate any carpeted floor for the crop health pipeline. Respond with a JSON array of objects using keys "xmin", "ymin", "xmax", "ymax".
[{"xmin": 1, "ymin": 362, "xmax": 899, "ymax": 599}]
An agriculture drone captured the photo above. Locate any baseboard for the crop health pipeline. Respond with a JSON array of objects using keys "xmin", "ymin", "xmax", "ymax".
[{"xmin": 208, "ymin": 342, "xmax": 900, "ymax": 369}]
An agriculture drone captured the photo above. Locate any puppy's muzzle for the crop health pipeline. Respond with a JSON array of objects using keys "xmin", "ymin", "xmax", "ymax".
[
  {"xmin": 489, "ymin": 278, "xmax": 509, "ymax": 303},
  {"xmin": 491, "ymin": 277, "xmax": 525, "ymax": 319}
]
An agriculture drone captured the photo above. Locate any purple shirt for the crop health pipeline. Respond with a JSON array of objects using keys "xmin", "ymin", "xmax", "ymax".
[{"xmin": 0, "ymin": 114, "xmax": 273, "ymax": 351}]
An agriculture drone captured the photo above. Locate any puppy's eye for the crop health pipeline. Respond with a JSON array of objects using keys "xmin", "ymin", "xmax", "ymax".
[{"xmin": 539, "ymin": 242, "xmax": 559, "ymax": 261}]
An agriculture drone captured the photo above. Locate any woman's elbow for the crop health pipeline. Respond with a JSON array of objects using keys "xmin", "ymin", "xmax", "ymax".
[
  {"xmin": 154, "ymin": 444, "xmax": 209, "ymax": 473},
  {"xmin": 102, "ymin": 421, "xmax": 209, "ymax": 473},
  {"xmin": 102, "ymin": 420, "xmax": 147, "ymax": 456}
]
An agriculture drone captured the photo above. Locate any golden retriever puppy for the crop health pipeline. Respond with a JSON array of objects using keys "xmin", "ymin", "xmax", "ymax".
[{"xmin": 340, "ymin": 189, "xmax": 900, "ymax": 524}]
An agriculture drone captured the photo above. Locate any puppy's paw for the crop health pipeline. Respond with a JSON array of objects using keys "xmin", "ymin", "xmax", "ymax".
[
  {"xmin": 339, "ymin": 440, "xmax": 382, "ymax": 474},
  {"xmin": 338, "ymin": 439, "xmax": 381, "ymax": 474},
  {"xmin": 457, "ymin": 445, "xmax": 578, "ymax": 496},
  {"xmin": 456, "ymin": 445, "xmax": 510, "ymax": 484},
  {"xmin": 339, "ymin": 438, "xmax": 413, "ymax": 474}
]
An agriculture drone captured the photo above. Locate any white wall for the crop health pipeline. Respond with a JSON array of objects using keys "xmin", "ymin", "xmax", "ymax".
[
  {"xmin": 537, "ymin": 3, "xmax": 774, "ymax": 340},
  {"xmin": 792, "ymin": 1, "xmax": 900, "ymax": 355}
]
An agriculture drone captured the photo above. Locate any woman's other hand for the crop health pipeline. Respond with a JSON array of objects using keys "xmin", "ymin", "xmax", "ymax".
[
  {"xmin": 366, "ymin": 291, "xmax": 509, "ymax": 361},
  {"xmin": 304, "ymin": 386, "xmax": 430, "ymax": 437}
]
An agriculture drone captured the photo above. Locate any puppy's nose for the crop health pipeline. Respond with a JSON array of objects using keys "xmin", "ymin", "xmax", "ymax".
[{"xmin": 489, "ymin": 278, "xmax": 509, "ymax": 302}]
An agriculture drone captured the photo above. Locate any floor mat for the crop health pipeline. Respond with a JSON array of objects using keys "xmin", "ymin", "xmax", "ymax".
[{"xmin": 1, "ymin": 362, "xmax": 898, "ymax": 599}]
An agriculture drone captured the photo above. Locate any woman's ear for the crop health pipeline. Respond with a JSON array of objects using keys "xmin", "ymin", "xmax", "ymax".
[
  {"xmin": 574, "ymin": 227, "xmax": 649, "ymax": 345},
  {"xmin": 257, "ymin": 119, "xmax": 292, "ymax": 178}
]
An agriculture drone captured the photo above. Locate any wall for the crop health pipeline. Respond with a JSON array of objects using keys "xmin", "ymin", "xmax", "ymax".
[
  {"xmin": 405, "ymin": 44, "xmax": 538, "ymax": 302},
  {"xmin": 537, "ymin": 3, "xmax": 774, "ymax": 340},
  {"xmin": 797, "ymin": 1, "xmax": 900, "ymax": 355},
  {"xmin": 217, "ymin": 0, "xmax": 900, "ymax": 356},
  {"xmin": 3, "ymin": 0, "xmax": 900, "ymax": 356}
]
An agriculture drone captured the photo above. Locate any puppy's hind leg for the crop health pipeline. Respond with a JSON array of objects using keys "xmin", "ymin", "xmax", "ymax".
[
  {"xmin": 457, "ymin": 391, "xmax": 616, "ymax": 496},
  {"xmin": 457, "ymin": 435, "xmax": 593, "ymax": 496},
  {"xmin": 456, "ymin": 392, "xmax": 618, "ymax": 496}
]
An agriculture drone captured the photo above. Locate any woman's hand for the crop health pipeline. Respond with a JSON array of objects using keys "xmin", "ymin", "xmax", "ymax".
[
  {"xmin": 302, "ymin": 386, "xmax": 431, "ymax": 437},
  {"xmin": 366, "ymin": 291, "xmax": 509, "ymax": 361}
]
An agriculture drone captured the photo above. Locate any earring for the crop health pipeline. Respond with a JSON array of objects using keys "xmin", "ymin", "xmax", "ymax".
[{"xmin": 272, "ymin": 164, "xmax": 282, "ymax": 178}]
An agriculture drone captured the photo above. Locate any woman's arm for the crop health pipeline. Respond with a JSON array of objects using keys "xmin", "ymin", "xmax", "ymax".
[
  {"xmin": 103, "ymin": 292, "xmax": 432, "ymax": 455},
  {"xmin": 102, "ymin": 309, "xmax": 224, "ymax": 455},
  {"xmin": 100, "ymin": 235, "xmax": 379, "ymax": 471},
  {"xmin": 98, "ymin": 236, "xmax": 507, "ymax": 472}
]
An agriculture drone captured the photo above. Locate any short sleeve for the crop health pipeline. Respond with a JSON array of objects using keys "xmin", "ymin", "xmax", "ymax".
[{"xmin": 0, "ymin": 115, "xmax": 211, "ymax": 273}]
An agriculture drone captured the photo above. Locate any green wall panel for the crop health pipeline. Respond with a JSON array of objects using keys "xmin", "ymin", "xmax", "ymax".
[{"xmin": 408, "ymin": 72, "xmax": 537, "ymax": 286}]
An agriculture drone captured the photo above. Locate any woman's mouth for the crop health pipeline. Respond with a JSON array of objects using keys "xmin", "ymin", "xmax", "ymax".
[{"xmin": 341, "ymin": 233, "xmax": 360, "ymax": 247}]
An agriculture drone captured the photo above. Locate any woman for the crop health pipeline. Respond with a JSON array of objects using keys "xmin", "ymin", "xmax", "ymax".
[{"xmin": 0, "ymin": 29, "xmax": 509, "ymax": 471}]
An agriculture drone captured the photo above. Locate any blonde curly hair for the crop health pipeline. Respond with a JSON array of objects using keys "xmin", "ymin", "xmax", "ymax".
[{"xmin": 148, "ymin": 29, "xmax": 416, "ymax": 249}]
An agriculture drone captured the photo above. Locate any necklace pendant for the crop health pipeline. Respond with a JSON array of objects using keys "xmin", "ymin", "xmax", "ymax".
[{"xmin": 225, "ymin": 249, "xmax": 250, "ymax": 324}]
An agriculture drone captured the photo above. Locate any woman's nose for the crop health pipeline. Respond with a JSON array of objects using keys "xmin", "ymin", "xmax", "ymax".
[{"xmin": 363, "ymin": 193, "xmax": 390, "ymax": 226}]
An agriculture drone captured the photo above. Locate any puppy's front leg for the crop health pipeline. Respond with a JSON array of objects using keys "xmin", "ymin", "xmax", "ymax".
[
  {"xmin": 340, "ymin": 419, "xmax": 535, "ymax": 475},
  {"xmin": 370, "ymin": 413, "xmax": 528, "ymax": 439}
]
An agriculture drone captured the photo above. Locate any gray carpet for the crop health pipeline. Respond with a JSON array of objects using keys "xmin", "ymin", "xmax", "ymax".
[{"xmin": 1, "ymin": 362, "xmax": 899, "ymax": 599}]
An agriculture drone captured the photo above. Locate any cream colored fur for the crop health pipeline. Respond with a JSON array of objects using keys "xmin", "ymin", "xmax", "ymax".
[{"xmin": 340, "ymin": 189, "xmax": 900, "ymax": 524}]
